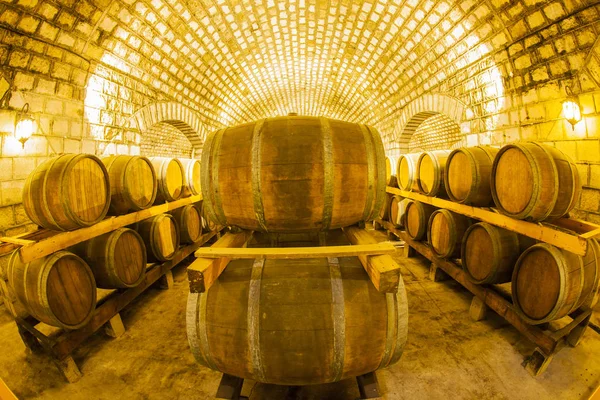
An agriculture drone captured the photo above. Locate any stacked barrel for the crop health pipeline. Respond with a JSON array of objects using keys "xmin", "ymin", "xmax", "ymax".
[
  {"xmin": 391, "ymin": 142, "xmax": 597, "ymax": 325},
  {"xmin": 8, "ymin": 153, "xmax": 209, "ymax": 330}
]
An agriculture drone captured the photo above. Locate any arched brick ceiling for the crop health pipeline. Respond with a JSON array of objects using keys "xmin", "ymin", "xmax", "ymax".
[{"xmin": 2, "ymin": 0, "xmax": 600, "ymax": 142}]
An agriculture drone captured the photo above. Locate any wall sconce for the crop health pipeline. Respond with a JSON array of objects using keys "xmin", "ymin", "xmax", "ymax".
[
  {"xmin": 562, "ymin": 86, "xmax": 582, "ymax": 131},
  {"xmin": 14, "ymin": 103, "xmax": 35, "ymax": 148}
]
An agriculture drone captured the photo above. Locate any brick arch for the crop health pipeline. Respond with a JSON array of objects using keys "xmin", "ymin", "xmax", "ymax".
[
  {"xmin": 130, "ymin": 102, "xmax": 205, "ymax": 151},
  {"xmin": 394, "ymin": 94, "xmax": 466, "ymax": 152}
]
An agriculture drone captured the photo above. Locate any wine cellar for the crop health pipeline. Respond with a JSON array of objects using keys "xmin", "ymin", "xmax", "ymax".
[{"xmin": 0, "ymin": 0, "xmax": 599, "ymax": 399}]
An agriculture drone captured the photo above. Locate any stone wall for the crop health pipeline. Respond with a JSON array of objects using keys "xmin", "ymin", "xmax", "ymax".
[{"xmin": 408, "ymin": 114, "xmax": 464, "ymax": 152}]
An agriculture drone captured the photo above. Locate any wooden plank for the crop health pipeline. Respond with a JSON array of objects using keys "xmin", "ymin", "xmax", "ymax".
[
  {"xmin": 187, "ymin": 231, "xmax": 253, "ymax": 293},
  {"xmin": 17, "ymin": 195, "xmax": 202, "ymax": 263},
  {"xmin": 194, "ymin": 243, "xmax": 396, "ymax": 259},
  {"xmin": 400, "ymin": 231, "xmax": 558, "ymax": 355},
  {"xmin": 0, "ymin": 237, "xmax": 35, "ymax": 245},
  {"xmin": 49, "ymin": 234, "xmax": 214, "ymax": 359},
  {"xmin": 388, "ymin": 187, "xmax": 589, "ymax": 256},
  {"xmin": 0, "ymin": 378, "xmax": 18, "ymax": 400},
  {"xmin": 342, "ymin": 226, "xmax": 400, "ymax": 293},
  {"xmin": 0, "ymin": 229, "xmax": 56, "ymax": 257}
]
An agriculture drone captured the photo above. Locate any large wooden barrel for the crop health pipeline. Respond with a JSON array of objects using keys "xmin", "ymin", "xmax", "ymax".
[
  {"xmin": 102, "ymin": 155, "xmax": 157, "ymax": 215},
  {"xmin": 7, "ymin": 250, "xmax": 96, "ymax": 329},
  {"xmin": 405, "ymin": 200, "xmax": 436, "ymax": 241},
  {"xmin": 137, "ymin": 214, "xmax": 180, "ymax": 262},
  {"xmin": 72, "ymin": 228, "xmax": 146, "ymax": 289},
  {"xmin": 544, "ymin": 146, "xmax": 581, "ymax": 219},
  {"xmin": 149, "ymin": 157, "xmax": 185, "ymax": 203},
  {"xmin": 180, "ymin": 158, "xmax": 202, "ymax": 197},
  {"xmin": 389, "ymin": 196, "xmax": 409, "ymax": 228},
  {"xmin": 444, "ymin": 146, "xmax": 499, "ymax": 206},
  {"xmin": 171, "ymin": 204, "xmax": 202, "ymax": 244},
  {"xmin": 491, "ymin": 143, "xmax": 558, "ymax": 221},
  {"xmin": 187, "ymin": 256, "xmax": 408, "ymax": 385},
  {"xmin": 22, "ymin": 154, "xmax": 110, "ymax": 231},
  {"xmin": 385, "ymin": 156, "xmax": 398, "ymax": 187},
  {"xmin": 417, "ymin": 150, "xmax": 451, "ymax": 197},
  {"xmin": 462, "ymin": 223, "xmax": 535, "ymax": 284},
  {"xmin": 512, "ymin": 243, "xmax": 599, "ymax": 324},
  {"xmin": 427, "ymin": 209, "xmax": 471, "ymax": 258},
  {"xmin": 396, "ymin": 153, "xmax": 421, "ymax": 191},
  {"xmin": 201, "ymin": 116, "xmax": 386, "ymax": 232}
]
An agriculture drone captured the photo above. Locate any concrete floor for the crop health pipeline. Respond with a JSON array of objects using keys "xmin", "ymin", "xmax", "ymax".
[{"xmin": 1, "ymin": 236, "xmax": 600, "ymax": 399}]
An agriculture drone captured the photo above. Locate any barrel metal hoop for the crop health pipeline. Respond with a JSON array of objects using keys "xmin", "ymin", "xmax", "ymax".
[
  {"xmin": 365, "ymin": 126, "xmax": 386, "ymax": 221},
  {"xmin": 359, "ymin": 125, "xmax": 376, "ymax": 222},
  {"xmin": 251, "ymin": 119, "xmax": 268, "ymax": 232},
  {"xmin": 200, "ymin": 131, "xmax": 218, "ymax": 224},
  {"xmin": 248, "ymin": 257, "xmax": 266, "ymax": 381},
  {"xmin": 186, "ymin": 292, "xmax": 218, "ymax": 370},
  {"xmin": 379, "ymin": 292, "xmax": 396, "ymax": 369},
  {"xmin": 320, "ymin": 117, "xmax": 335, "ymax": 230},
  {"xmin": 210, "ymin": 129, "xmax": 228, "ymax": 226},
  {"xmin": 328, "ymin": 257, "xmax": 346, "ymax": 382},
  {"xmin": 41, "ymin": 155, "xmax": 63, "ymax": 230}
]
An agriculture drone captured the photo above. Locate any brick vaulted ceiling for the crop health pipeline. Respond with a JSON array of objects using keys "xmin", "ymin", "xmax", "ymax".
[{"xmin": 2, "ymin": 0, "xmax": 600, "ymax": 144}]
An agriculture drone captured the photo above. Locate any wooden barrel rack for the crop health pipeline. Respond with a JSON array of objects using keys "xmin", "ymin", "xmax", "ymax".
[
  {"xmin": 375, "ymin": 185, "xmax": 600, "ymax": 377},
  {"xmin": 0, "ymin": 195, "xmax": 220, "ymax": 383}
]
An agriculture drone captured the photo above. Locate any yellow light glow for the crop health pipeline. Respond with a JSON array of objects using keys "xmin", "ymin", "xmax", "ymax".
[
  {"xmin": 562, "ymin": 100, "xmax": 582, "ymax": 130},
  {"xmin": 15, "ymin": 116, "xmax": 35, "ymax": 148}
]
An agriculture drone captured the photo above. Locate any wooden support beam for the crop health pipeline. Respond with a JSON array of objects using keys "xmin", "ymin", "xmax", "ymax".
[
  {"xmin": 387, "ymin": 187, "xmax": 589, "ymax": 255},
  {"xmin": 104, "ymin": 313, "xmax": 126, "ymax": 338},
  {"xmin": 0, "ymin": 237, "xmax": 35, "ymax": 246},
  {"xmin": 14, "ymin": 195, "xmax": 202, "ymax": 263},
  {"xmin": 194, "ymin": 243, "xmax": 396, "ymax": 259},
  {"xmin": 187, "ymin": 231, "xmax": 254, "ymax": 293},
  {"xmin": 0, "ymin": 378, "xmax": 18, "ymax": 400},
  {"xmin": 342, "ymin": 226, "xmax": 400, "ymax": 293}
]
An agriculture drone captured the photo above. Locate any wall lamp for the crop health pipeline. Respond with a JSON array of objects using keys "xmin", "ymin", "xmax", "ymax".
[
  {"xmin": 562, "ymin": 86, "xmax": 582, "ymax": 131},
  {"xmin": 14, "ymin": 103, "xmax": 35, "ymax": 148}
]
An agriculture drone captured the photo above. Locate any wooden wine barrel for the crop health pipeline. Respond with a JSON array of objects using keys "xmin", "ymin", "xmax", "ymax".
[
  {"xmin": 7, "ymin": 250, "xmax": 96, "ymax": 329},
  {"xmin": 396, "ymin": 153, "xmax": 421, "ymax": 191},
  {"xmin": 171, "ymin": 204, "xmax": 202, "ymax": 244},
  {"xmin": 22, "ymin": 154, "xmax": 110, "ymax": 231},
  {"xmin": 180, "ymin": 158, "xmax": 202, "ymax": 197},
  {"xmin": 72, "ymin": 228, "xmax": 146, "ymax": 289},
  {"xmin": 200, "ymin": 202, "xmax": 217, "ymax": 232},
  {"xmin": 427, "ymin": 209, "xmax": 471, "ymax": 258},
  {"xmin": 389, "ymin": 196, "xmax": 409, "ymax": 228},
  {"xmin": 187, "ymin": 256, "xmax": 408, "ymax": 385},
  {"xmin": 444, "ymin": 146, "xmax": 499, "ymax": 206},
  {"xmin": 544, "ymin": 147, "xmax": 581, "ymax": 219},
  {"xmin": 417, "ymin": 150, "xmax": 451, "ymax": 197},
  {"xmin": 201, "ymin": 116, "xmax": 386, "ymax": 232},
  {"xmin": 149, "ymin": 157, "xmax": 185, "ymax": 203},
  {"xmin": 512, "ymin": 243, "xmax": 599, "ymax": 324},
  {"xmin": 405, "ymin": 200, "xmax": 436, "ymax": 241},
  {"xmin": 580, "ymin": 239, "xmax": 600, "ymax": 310},
  {"xmin": 102, "ymin": 155, "xmax": 157, "ymax": 215},
  {"xmin": 385, "ymin": 156, "xmax": 398, "ymax": 187},
  {"xmin": 136, "ymin": 214, "xmax": 180, "ymax": 262},
  {"xmin": 462, "ymin": 223, "xmax": 535, "ymax": 284},
  {"xmin": 379, "ymin": 193, "xmax": 393, "ymax": 222},
  {"xmin": 491, "ymin": 143, "xmax": 558, "ymax": 221}
]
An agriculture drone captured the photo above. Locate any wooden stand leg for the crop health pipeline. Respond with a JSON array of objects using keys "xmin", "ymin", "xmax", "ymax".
[
  {"xmin": 523, "ymin": 348, "xmax": 554, "ymax": 377},
  {"xmin": 429, "ymin": 263, "xmax": 448, "ymax": 282},
  {"xmin": 567, "ymin": 314, "xmax": 591, "ymax": 347},
  {"xmin": 54, "ymin": 356, "xmax": 82, "ymax": 383},
  {"xmin": 403, "ymin": 244, "xmax": 415, "ymax": 258},
  {"xmin": 17, "ymin": 324, "xmax": 43, "ymax": 354},
  {"xmin": 356, "ymin": 371, "xmax": 381, "ymax": 399},
  {"xmin": 373, "ymin": 221, "xmax": 382, "ymax": 231},
  {"xmin": 158, "ymin": 270, "xmax": 174, "ymax": 290},
  {"xmin": 469, "ymin": 296, "xmax": 488, "ymax": 322},
  {"xmin": 216, "ymin": 373, "xmax": 247, "ymax": 400},
  {"xmin": 318, "ymin": 232, "xmax": 327, "ymax": 246},
  {"xmin": 104, "ymin": 313, "xmax": 126, "ymax": 338}
]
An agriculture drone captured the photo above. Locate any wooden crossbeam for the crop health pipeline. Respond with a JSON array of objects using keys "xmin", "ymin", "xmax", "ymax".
[
  {"xmin": 13, "ymin": 195, "xmax": 202, "ymax": 263},
  {"xmin": 187, "ymin": 231, "xmax": 254, "ymax": 293},
  {"xmin": 0, "ymin": 378, "xmax": 18, "ymax": 400},
  {"xmin": 194, "ymin": 243, "xmax": 396, "ymax": 259},
  {"xmin": 0, "ymin": 237, "xmax": 35, "ymax": 246},
  {"xmin": 342, "ymin": 226, "xmax": 400, "ymax": 293},
  {"xmin": 387, "ymin": 187, "xmax": 590, "ymax": 256}
]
